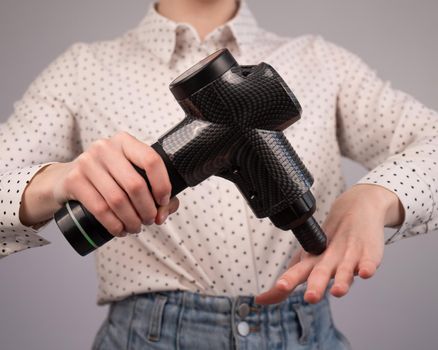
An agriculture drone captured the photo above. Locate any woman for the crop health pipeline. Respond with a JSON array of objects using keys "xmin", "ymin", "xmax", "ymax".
[{"xmin": 1, "ymin": 0, "xmax": 436, "ymax": 349}]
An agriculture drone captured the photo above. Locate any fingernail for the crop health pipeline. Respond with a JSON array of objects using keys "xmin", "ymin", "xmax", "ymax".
[
  {"xmin": 335, "ymin": 282, "xmax": 348, "ymax": 291},
  {"xmin": 305, "ymin": 290, "xmax": 317, "ymax": 300},
  {"xmin": 159, "ymin": 210, "xmax": 169, "ymax": 224},
  {"xmin": 276, "ymin": 279, "xmax": 289, "ymax": 290},
  {"xmin": 146, "ymin": 218, "xmax": 155, "ymax": 225},
  {"xmin": 169, "ymin": 205, "xmax": 178, "ymax": 215},
  {"xmin": 159, "ymin": 194, "xmax": 170, "ymax": 206}
]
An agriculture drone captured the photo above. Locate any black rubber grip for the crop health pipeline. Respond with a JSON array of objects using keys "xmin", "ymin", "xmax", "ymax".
[{"xmin": 292, "ymin": 217, "xmax": 327, "ymax": 255}]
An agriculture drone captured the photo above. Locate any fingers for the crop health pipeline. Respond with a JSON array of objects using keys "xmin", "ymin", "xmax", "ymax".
[
  {"xmin": 358, "ymin": 229, "xmax": 384, "ymax": 279},
  {"xmin": 155, "ymin": 197, "xmax": 180, "ymax": 225},
  {"xmin": 255, "ymin": 260, "xmax": 314, "ymax": 305},
  {"xmin": 255, "ymin": 286, "xmax": 294, "ymax": 305},
  {"xmin": 65, "ymin": 171, "xmax": 125, "ymax": 237},
  {"xmin": 256, "ymin": 186, "xmax": 389, "ymax": 306},
  {"xmin": 256, "ymin": 228, "xmax": 384, "ymax": 305},
  {"xmin": 77, "ymin": 152, "xmax": 143, "ymax": 233},
  {"xmin": 278, "ymin": 259, "xmax": 315, "ymax": 292},
  {"xmin": 330, "ymin": 254, "xmax": 360, "ymax": 297},
  {"xmin": 300, "ymin": 220, "xmax": 342, "ymax": 303},
  {"xmin": 358, "ymin": 259, "xmax": 377, "ymax": 279},
  {"xmin": 329, "ymin": 230, "xmax": 383, "ymax": 298},
  {"xmin": 117, "ymin": 132, "xmax": 172, "ymax": 207},
  {"xmin": 64, "ymin": 132, "xmax": 180, "ymax": 237},
  {"xmin": 304, "ymin": 256, "xmax": 339, "ymax": 303},
  {"xmin": 96, "ymin": 141, "xmax": 157, "ymax": 225}
]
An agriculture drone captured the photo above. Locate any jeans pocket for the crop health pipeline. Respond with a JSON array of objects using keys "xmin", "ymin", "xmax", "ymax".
[
  {"xmin": 147, "ymin": 294, "xmax": 168, "ymax": 342},
  {"xmin": 292, "ymin": 302, "xmax": 313, "ymax": 345}
]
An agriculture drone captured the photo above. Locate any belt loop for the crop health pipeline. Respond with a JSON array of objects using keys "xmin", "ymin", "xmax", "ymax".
[
  {"xmin": 175, "ymin": 291, "xmax": 186, "ymax": 350},
  {"xmin": 292, "ymin": 302, "xmax": 311, "ymax": 345},
  {"xmin": 147, "ymin": 294, "xmax": 168, "ymax": 342},
  {"xmin": 230, "ymin": 296, "xmax": 239, "ymax": 346}
]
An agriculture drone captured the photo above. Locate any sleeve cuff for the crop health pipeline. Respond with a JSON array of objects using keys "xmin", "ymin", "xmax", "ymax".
[
  {"xmin": 0, "ymin": 163, "xmax": 56, "ymax": 257},
  {"xmin": 356, "ymin": 160, "xmax": 435, "ymax": 244}
]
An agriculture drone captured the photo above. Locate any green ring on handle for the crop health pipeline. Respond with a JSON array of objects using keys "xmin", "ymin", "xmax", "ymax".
[{"xmin": 66, "ymin": 201, "xmax": 98, "ymax": 249}]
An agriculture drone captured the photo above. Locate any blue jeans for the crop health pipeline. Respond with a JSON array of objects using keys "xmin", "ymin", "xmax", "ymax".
[{"xmin": 92, "ymin": 289, "xmax": 351, "ymax": 350}]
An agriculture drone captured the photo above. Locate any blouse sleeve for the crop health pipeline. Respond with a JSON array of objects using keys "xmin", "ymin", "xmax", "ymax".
[
  {"xmin": 326, "ymin": 39, "xmax": 438, "ymax": 244},
  {"xmin": 0, "ymin": 43, "xmax": 84, "ymax": 258}
]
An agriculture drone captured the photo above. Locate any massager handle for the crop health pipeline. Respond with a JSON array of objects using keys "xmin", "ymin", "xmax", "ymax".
[
  {"xmin": 228, "ymin": 179, "xmax": 327, "ymax": 255},
  {"xmin": 54, "ymin": 142, "xmax": 188, "ymax": 256},
  {"xmin": 217, "ymin": 132, "xmax": 327, "ymax": 255}
]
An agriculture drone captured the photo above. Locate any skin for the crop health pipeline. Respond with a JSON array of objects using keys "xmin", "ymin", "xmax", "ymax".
[
  {"xmin": 19, "ymin": 0, "xmax": 405, "ymax": 304},
  {"xmin": 158, "ymin": 0, "xmax": 237, "ymax": 40},
  {"xmin": 255, "ymin": 184, "xmax": 404, "ymax": 305},
  {"xmin": 20, "ymin": 132, "xmax": 180, "ymax": 236}
]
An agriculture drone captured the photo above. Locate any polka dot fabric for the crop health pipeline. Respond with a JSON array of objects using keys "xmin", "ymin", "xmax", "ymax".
[{"xmin": 0, "ymin": 1, "xmax": 437, "ymax": 304}]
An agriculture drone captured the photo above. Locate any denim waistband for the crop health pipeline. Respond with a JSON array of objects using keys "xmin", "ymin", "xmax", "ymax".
[
  {"xmin": 132, "ymin": 286, "xmax": 328, "ymax": 316},
  {"xmin": 94, "ymin": 286, "xmax": 351, "ymax": 350}
]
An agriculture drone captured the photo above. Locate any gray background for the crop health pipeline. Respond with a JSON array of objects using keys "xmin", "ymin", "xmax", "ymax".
[{"xmin": 0, "ymin": 0, "xmax": 437, "ymax": 349}]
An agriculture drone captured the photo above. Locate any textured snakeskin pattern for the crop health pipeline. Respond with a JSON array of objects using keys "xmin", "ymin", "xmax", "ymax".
[
  {"xmin": 160, "ymin": 63, "xmax": 311, "ymax": 218},
  {"xmin": 159, "ymin": 61, "xmax": 326, "ymax": 254}
]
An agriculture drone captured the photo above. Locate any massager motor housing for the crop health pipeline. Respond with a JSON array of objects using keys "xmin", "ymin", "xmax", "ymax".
[{"xmin": 55, "ymin": 49, "xmax": 327, "ymax": 256}]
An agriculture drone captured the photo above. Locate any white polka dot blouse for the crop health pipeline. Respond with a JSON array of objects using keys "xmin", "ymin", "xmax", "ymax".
[{"xmin": 1, "ymin": 1, "xmax": 437, "ymax": 304}]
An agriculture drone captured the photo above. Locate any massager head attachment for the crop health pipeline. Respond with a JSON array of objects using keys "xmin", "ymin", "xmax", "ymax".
[
  {"xmin": 170, "ymin": 48, "xmax": 238, "ymax": 100},
  {"xmin": 171, "ymin": 49, "xmax": 302, "ymax": 131}
]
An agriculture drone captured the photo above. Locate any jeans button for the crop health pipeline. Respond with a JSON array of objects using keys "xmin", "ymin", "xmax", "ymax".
[
  {"xmin": 238, "ymin": 303, "xmax": 250, "ymax": 318},
  {"xmin": 237, "ymin": 321, "xmax": 250, "ymax": 337}
]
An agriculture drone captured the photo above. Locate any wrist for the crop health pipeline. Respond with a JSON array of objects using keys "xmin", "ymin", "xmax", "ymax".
[
  {"xmin": 352, "ymin": 183, "xmax": 405, "ymax": 227},
  {"xmin": 19, "ymin": 162, "xmax": 66, "ymax": 226}
]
